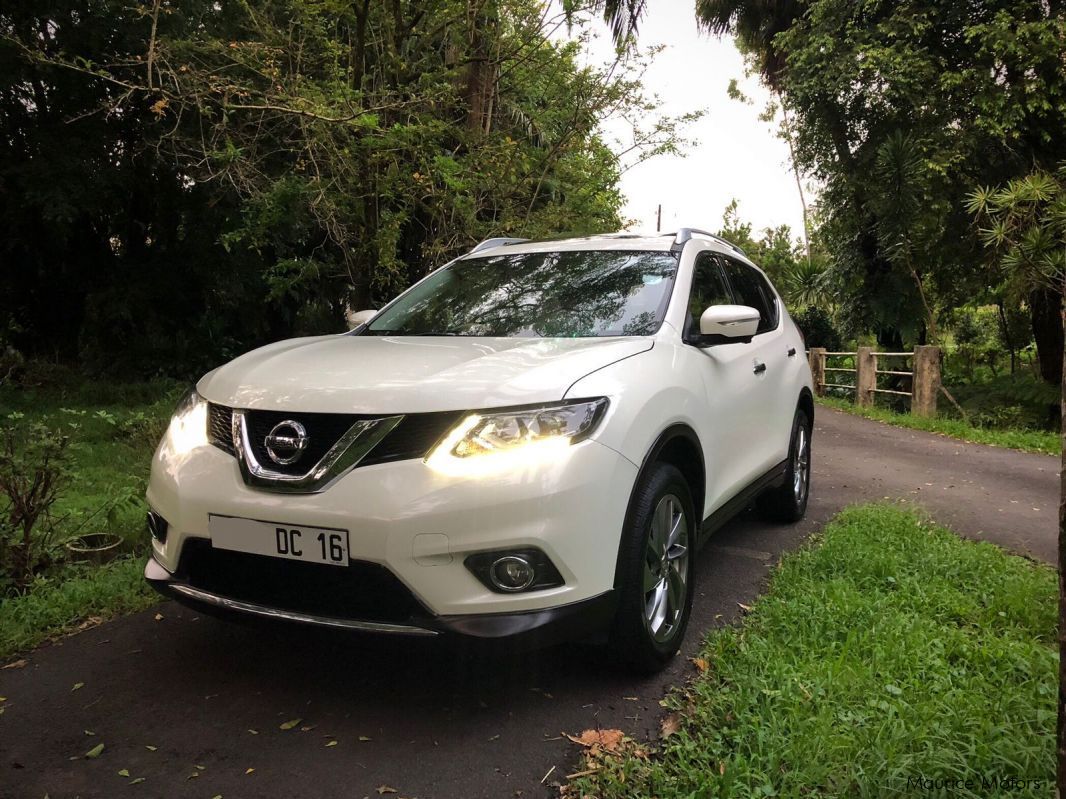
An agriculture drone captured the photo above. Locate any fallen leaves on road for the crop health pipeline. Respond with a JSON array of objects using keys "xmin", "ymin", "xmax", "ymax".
[
  {"xmin": 562, "ymin": 727, "xmax": 649, "ymax": 794},
  {"xmin": 376, "ymin": 786, "xmax": 398, "ymax": 795},
  {"xmin": 358, "ymin": 735, "xmax": 372, "ymax": 742},
  {"xmin": 737, "ymin": 602, "xmax": 753, "ymax": 613},
  {"xmin": 71, "ymin": 682, "xmax": 84, "ymax": 692},
  {"xmin": 660, "ymin": 713, "xmax": 682, "ymax": 738},
  {"xmin": 84, "ymin": 743, "xmax": 105, "ymax": 759},
  {"xmin": 2, "ymin": 659, "xmax": 27, "ymax": 669},
  {"xmin": 118, "ymin": 769, "xmax": 130, "ymax": 778},
  {"xmin": 690, "ymin": 657, "xmax": 709, "ymax": 672},
  {"xmin": 565, "ymin": 729, "xmax": 625, "ymax": 753},
  {"xmin": 245, "ymin": 768, "xmax": 255, "ymax": 775},
  {"xmin": 325, "ymin": 740, "xmax": 338, "ymax": 747},
  {"xmin": 279, "ymin": 718, "xmax": 302, "ymax": 730},
  {"xmin": 154, "ymin": 613, "xmax": 164, "ymax": 621},
  {"xmin": 145, "ymin": 745, "xmax": 157, "ymax": 751},
  {"xmin": 129, "ymin": 777, "xmax": 145, "ymax": 785}
]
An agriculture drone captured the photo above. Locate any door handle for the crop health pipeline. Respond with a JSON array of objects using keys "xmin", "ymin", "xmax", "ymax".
[
  {"xmin": 753, "ymin": 362, "xmax": 767, "ymax": 375},
  {"xmin": 787, "ymin": 347, "xmax": 797, "ymax": 357}
]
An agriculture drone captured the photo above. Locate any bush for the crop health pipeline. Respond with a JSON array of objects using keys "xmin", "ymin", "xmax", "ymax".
[
  {"xmin": 793, "ymin": 305, "xmax": 843, "ymax": 350},
  {"xmin": 0, "ymin": 417, "xmax": 71, "ymax": 592}
]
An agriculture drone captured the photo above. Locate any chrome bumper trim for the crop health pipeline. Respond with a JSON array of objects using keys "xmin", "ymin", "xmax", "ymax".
[{"xmin": 146, "ymin": 559, "xmax": 438, "ymax": 636}]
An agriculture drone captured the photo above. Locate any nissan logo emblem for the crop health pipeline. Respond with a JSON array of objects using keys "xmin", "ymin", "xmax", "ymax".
[{"xmin": 264, "ymin": 420, "xmax": 309, "ymax": 465}]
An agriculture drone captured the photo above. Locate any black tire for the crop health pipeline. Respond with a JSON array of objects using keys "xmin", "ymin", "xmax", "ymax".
[
  {"xmin": 758, "ymin": 408, "xmax": 812, "ymax": 523},
  {"xmin": 609, "ymin": 462, "xmax": 696, "ymax": 673}
]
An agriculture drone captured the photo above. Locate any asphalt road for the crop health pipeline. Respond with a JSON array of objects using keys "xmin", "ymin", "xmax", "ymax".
[{"xmin": 0, "ymin": 408, "xmax": 1057, "ymax": 799}]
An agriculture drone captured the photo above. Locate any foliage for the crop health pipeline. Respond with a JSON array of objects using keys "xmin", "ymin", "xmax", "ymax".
[
  {"xmin": 0, "ymin": 378, "xmax": 173, "ymax": 597},
  {"xmin": 0, "ymin": 418, "xmax": 71, "ymax": 591},
  {"xmin": 0, "ymin": 1, "xmax": 694, "ymax": 376},
  {"xmin": 793, "ymin": 306, "xmax": 842, "ymax": 351},
  {"xmin": 817, "ymin": 396, "xmax": 1059, "ymax": 456},
  {"xmin": 969, "ymin": 165, "xmax": 1066, "ymax": 298},
  {"xmin": 693, "ymin": 0, "xmax": 1066, "ymax": 368},
  {"xmin": 570, "ymin": 504, "xmax": 1056, "ymax": 797}
]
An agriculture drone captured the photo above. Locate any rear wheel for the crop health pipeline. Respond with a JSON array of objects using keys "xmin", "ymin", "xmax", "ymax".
[
  {"xmin": 758, "ymin": 408, "xmax": 811, "ymax": 523},
  {"xmin": 609, "ymin": 462, "xmax": 695, "ymax": 673}
]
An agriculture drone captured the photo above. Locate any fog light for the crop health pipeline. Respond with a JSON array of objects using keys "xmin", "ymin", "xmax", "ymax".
[
  {"xmin": 147, "ymin": 511, "xmax": 168, "ymax": 544},
  {"xmin": 465, "ymin": 548, "xmax": 564, "ymax": 593},
  {"xmin": 489, "ymin": 555, "xmax": 536, "ymax": 592}
]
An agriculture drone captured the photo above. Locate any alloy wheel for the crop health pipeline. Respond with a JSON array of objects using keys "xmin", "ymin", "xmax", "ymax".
[{"xmin": 642, "ymin": 493, "xmax": 689, "ymax": 643}]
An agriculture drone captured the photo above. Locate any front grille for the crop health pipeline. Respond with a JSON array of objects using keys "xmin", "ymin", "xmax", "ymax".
[
  {"xmin": 207, "ymin": 404, "xmax": 235, "ymax": 456},
  {"xmin": 178, "ymin": 539, "xmax": 429, "ymax": 624},
  {"xmin": 361, "ymin": 411, "xmax": 463, "ymax": 466},
  {"xmin": 244, "ymin": 409, "xmax": 365, "ymax": 477},
  {"xmin": 208, "ymin": 404, "xmax": 462, "ymax": 473}
]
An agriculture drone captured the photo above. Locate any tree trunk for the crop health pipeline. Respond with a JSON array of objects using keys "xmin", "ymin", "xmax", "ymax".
[
  {"xmin": 1032, "ymin": 287, "xmax": 1064, "ymax": 385},
  {"xmin": 1057, "ymin": 284, "xmax": 1065, "ymax": 795}
]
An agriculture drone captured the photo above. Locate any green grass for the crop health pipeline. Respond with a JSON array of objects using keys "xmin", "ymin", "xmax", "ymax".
[
  {"xmin": 0, "ymin": 557, "xmax": 156, "ymax": 661},
  {"xmin": 818, "ymin": 396, "xmax": 1060, "ymax": 455},
  {"xmin": 572, "ymin": 505, "xmax": 1057, "ymax": 798},
  {"xmin": 0, "ymin": 376, "xmax": 178, "ymax": 659}
]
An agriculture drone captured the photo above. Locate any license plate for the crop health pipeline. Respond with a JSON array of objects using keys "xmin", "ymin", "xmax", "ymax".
[{"xmin": 209, "ymin": 515, "xmax": 349, "ymax": 567}]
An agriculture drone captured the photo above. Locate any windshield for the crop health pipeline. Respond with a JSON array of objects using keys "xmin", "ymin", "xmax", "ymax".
[{"xmin": 364, "ymin": 250, "xmax": 679, "ymax": 338}]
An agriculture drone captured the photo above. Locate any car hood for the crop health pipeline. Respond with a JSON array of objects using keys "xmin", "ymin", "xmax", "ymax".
[{"xmin": 198, "ymin": 334, "xmax": 653, "ymax": 413}]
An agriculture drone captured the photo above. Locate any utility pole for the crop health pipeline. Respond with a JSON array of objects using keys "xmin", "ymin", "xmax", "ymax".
[{"xmin": 656, "ymin": 204, "xmax": 661, "ymax": 233}]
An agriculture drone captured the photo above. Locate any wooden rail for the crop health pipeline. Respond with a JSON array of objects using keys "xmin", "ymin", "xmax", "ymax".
[{"xmin": 807, "ymin": 345, "xmax": 941, "ymax": 417}]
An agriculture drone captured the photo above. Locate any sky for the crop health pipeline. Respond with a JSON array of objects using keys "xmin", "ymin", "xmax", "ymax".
[{"xmin": 563, "ymin": 4, "xmax": 811, "ymax": 238}]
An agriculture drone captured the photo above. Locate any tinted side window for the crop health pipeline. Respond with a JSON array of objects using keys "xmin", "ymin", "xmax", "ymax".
[
  {"xmin": 722, "ymin": 258, "xmax": 778, "ymax": 333},
  {"xmin": 685, "ymin": 252, "xmax": 733, "ymax": 336}
]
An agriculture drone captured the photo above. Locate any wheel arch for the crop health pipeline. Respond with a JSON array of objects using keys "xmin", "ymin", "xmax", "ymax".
[
  {"xmin": 612, "ymin": 424, "xmax": 705, "ymax": 589},
  {"xmin": 798, "ymin": 386, "xmax": 814, "ymax": 424}
]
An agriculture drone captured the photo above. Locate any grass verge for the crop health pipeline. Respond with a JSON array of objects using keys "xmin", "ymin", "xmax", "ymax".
[
  {"xmin": 569, "ymin": 505, "xmax": 1057, "ymax": 798},
  {"xmin": 0, "ymin": 376, "xmax": 177, "ymax": 660},
  {"xmin": 1, "ymin": 557, "xmax": 157, "ymax": 661},
  {"xmin": 817, "ymin": 396, "xmax": 1060, "ymax": 455}
]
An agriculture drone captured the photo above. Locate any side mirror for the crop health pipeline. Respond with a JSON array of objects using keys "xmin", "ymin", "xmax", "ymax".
[
  {"xmin": 347, "ymin": 308, "xmax": 377, "ymax": 328},
  {"xmin": 695, "ymin": 304, "xmax": 760, "ymax": 345}
]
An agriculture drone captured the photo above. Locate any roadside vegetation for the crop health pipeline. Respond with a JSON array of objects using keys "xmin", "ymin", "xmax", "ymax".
[
  {"xmin": 0, "ymin": 370, "xmax": 175, "ymax": 660},
  {"xmin": 568, "ymin": 504, "xmax": 1056, "ymax": 798},
  {"xmin": 816, "ymin": 396, "xmax": 1060, "ymax": 456}
]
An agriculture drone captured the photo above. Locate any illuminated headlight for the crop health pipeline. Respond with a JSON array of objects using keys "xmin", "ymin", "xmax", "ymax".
[
  {"xmin": 426, "ymin": 398, "xmax": 609, "ymax": 476},
  {"xmin": 165, "ymin": 387, "xmax": 208, "ymax": 455}
]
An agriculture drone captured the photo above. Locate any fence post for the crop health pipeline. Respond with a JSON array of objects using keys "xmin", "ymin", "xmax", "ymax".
[
  {"xmin": 912, "ymin": 345, "xmax": 941, "ymax": 417},
  {"xmin": 809, "ymin": 348, "xmax": 826, "ymax": 396},
  {"xmin": 856, "ymin": 347, "xmax": 876, "ymax": 407}
]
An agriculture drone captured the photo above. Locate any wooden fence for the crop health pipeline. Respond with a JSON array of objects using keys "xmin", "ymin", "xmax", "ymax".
[{"xmin": 807, "ymin": 345, "xmax": 942, "ymax": 417}]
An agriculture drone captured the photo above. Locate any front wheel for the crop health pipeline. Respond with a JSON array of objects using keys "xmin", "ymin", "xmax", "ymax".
[
  {"xmin": 609, "ymin": 462, "xmax": 696, "ymax": 673},
  {"xmin": 758, "ymin": 407, "xmax": 811, "ymax": 523}
]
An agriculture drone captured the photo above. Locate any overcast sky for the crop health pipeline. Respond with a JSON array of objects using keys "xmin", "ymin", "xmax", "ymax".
[{"xmin": 567, "ymin": 5, "xmax": 811, "ymax": 239}]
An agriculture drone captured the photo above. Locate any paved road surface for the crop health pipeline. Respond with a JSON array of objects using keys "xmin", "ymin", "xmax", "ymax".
[{"xmin": 0, "ymin": 408, "xmax": 1057, "ymax": 799}]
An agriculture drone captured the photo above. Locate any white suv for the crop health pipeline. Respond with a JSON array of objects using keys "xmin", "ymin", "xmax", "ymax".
[{"xmin": 145, "ymin": 229, "xmax": 813, "ymax": 671}]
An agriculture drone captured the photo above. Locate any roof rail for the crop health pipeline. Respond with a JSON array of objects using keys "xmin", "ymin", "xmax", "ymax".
[
  {"xmin": 672, "ymin": 228, "xmax": 746, "ymax": 257},
  {"xmin": 469, "ymin": 236, "xmax": 530, "ymax": 254}
]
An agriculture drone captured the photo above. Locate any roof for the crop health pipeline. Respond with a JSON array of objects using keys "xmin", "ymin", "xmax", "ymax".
[{"xmin": 462, "ymin": 229, "xmax": 747, "ymax": 259}]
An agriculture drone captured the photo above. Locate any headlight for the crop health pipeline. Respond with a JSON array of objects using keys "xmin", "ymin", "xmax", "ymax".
[
  {"xmin": 165, "ymin": 387, "xmax": 208, "ymax": 455},
  {"xmin": 426, "ymin": 398, "xmax": 609, "ymax": 477}
]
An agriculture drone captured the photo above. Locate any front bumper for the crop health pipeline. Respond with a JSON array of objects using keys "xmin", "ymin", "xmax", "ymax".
[
  {"xmin": 146, "ymin": 429, "xmax": 637, "ymax": 628},
  {"xmin": 145, "ymin": 556, "xmax": 617, "ymax": 646}
]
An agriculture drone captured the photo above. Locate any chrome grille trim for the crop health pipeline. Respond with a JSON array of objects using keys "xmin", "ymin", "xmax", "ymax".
[{"xmin": 232, "ymin": 410, "xmax": 403, "ymax": 493}]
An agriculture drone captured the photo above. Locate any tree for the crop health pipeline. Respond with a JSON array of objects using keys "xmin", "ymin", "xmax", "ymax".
[
  {"xmin": 968, "ymin": 165, "xmax": 1066, "ymax": 791},
  {"xmin": 688, "ymin": 0, "xmax": 1066, "ymax": 362},
  {"xmin": 0, "ymin": 0, "xmax": 694, "ymax": 374}
]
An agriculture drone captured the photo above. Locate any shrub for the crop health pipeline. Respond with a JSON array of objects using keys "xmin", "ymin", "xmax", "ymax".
[{"xmin": 0, "ymin": 417, "xmax": 72, "ymax": 592}]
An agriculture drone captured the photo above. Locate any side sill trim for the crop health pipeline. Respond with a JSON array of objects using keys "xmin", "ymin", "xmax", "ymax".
[{"xmin": 699, "ymin": 458, "xmax": 789, "ymax": 543}]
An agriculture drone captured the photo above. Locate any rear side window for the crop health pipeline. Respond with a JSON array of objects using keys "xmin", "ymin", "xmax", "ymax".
[{"xmin": 721, "ymin": 258, "xmax": 778, "ymax": 334}]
